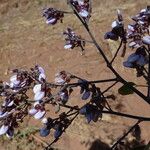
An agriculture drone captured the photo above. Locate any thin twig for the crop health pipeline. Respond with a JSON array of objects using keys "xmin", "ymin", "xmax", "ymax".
[
  {"xmin": 102, "ymin": 111, "xmax": 150, "ymax": 121},
  {"xmin": 147, "ymin": 45, "xmax": 150, "ymax": 98},
  {"xmin": 110, "ymin": 39, "xmax": 123, "ymax": 64},
  {"xmin": 45, "ymin": 111, "xmax": 79, "ymax": 150},
  {"xmin": 110, "ymin": 120, "xmax": 142, "ymax": 149},
  {"xmin": 53, "ymin": 103, "xmax": 150, "ymax": 121},
  {"xmin": 102, "ymin": 81, "xmax": 118, "ymax": 94},
  {"xmin": 46, "ymin": 78, "xmax": 118, "ymax": 88}
]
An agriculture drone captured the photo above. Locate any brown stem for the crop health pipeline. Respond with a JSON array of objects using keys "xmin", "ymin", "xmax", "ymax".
[{"xmin": 110, "ymin": 120, "xmax": 142, "ymax": 149}]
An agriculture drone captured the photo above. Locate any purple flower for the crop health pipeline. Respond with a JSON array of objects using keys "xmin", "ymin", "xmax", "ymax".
[
  {"xmin": 63, "ymin": 27, "xmax": 86, "ymax": 51},
  {"xmin": 42, "ymin": 8, "xmax": 64, "ymax": 25},
  {"xmin": 123, "ymin": 47, "xmax": 148, "ymax": 68},
  {"xmin": 142, "ymin": 36, "xmax": 150, "ymax": 45},
  {"xmin": 29, "ymin": 102, "xmax": 46, "ymax": 120},
  {"xmin": 33, "ymin": 84, "xmax": 45, "ymax": 101}
]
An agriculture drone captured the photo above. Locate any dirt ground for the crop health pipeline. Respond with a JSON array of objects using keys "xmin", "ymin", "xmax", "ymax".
[{"xmin": 0, "ymin": 0, "xmax": 150, "ymax": 150}]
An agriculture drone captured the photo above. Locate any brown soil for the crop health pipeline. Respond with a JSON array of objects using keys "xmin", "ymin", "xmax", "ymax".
[{"xmin": 0, "ymin": 0, "xmax": 150, "ymax": 150}]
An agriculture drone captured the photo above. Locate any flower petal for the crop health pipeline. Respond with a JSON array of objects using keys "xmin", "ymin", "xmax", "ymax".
[
  {"xmin": 38, "ymin": 66, "xmax": 45, "ymax": 74},
  {"xmin": 0, "ymin": 125, "xmax": 9, "ymax": 136},
  {"xmin": 82, "ymin": 91, "xmax": 91, "ymax": 100},
  {"xmin": 138, "ymin": 21, "xmax": 145, "ymax": 25},
  {"xmin": 34, "ymin": 110, "xmax": 46, "ymax": 120},
  {"xmin": 6, "ymin": 128, "xmax": 14, "ymax": 139},
  {"xmin": 7, "ymin": 100, "xmax": 14, "ymax": 107},
  {"xmin": 123, "ymin": 61, "xmax": 134, "ymax": 68},
  {"xmin": 79, "ymin": 10, "xmax": 89, "ymax": 17},
  {"xmin": 46, "ymin": 18, "xmax": 56, "ymax": 24},
  {"xmin": 29, "ymin": 108, "xmax": 38, "ymax": 115},
  {"xmin": 9, "ymin": 82, "xmax": 14, "ymax": 88},
  {"xmin": 40, "ymin": 127, "xmax": 50, "ymax": 137},
  {"xmin": 111, "ymin": 21, "xmax": 118, "ymax": 29},
  {"xmin": 20, "ymin": 81, "xmax": 26, "ymax": 87},
  {"xmin": 60, "ymin": 92, "xmax": 68, "ymax": 103},
  {"xmin": 10, "ymin": 75, "xmax": 17, "ymax": 83},
  {"xmin": 137, "ymin": 55, "xmax": 148, "ymax": 66},
  {"xmin": 2, "ymin": 99, "xmax": 14, "ymax": 107},
  {"xmin": 54, "ymin": 128, "xmax": 62, "ymax": 139},
  {"xmin": 128, "ymin": 25, "xmax": 135, "ymax": 31},
  {"xmin": 86, "ymin": 112, "xmax": 93, "ymax": 123},
  {"xmin": 39, "ymin": 73, "xmax": 46, "ymax": 81},
  {"xmin": 140, "ymin": 8, "xmax": 146, "ymax": 13},
  {"xmin": 0, "ymin": 111, "xmax": 8, "ymax": 118},
  {"xmin": 34, "ymin": 91, "xmax": 45, "ymax": 101},
  {"xmin": 10, "ymin": 75, "xmax": 20, "ymax": 86},
  {"xmin": 79, "ymin": 106, "xmax": 87, "ymax": 115},
  {"xmin": 78, "ymin": 1, "xmax": 84, "ymax": 5},
  {"xmin": 41, "ymin": 118, "xmax": 48, "ymax": 124},
  {"xmin": 33, "ymin": 84, "xmax": 42, "ymax": 94},
  {"xmin": 104, "ymin": 32, "xmax": 118, "ymax": 41},
  {"xmin": 129, "ymin": 41, "xmax": 136, "ymax": 47},
  {"xmin": 142, "ymin": 36, "xmax": 150, "ymax": 45},
  {"xmin": 127, "ymin": 53, "xmax": 140, "ymax": 63},
  {"xmin": 55, "ymin": 77, "xmax": 65, "ymax": 84},
  {"xmin": 33, "ymin": 101, "xmax": 40, "ymax": 107},
  {"xmin": 64, "ymin": 44, "xmax": 72, "ymax": 49}
]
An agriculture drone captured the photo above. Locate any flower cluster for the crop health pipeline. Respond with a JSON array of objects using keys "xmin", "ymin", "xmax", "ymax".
[
  {"xmin": 0, "ymin": 112, "xmax": 25, "ymax": 138},
  {"xmin": 127, "ymin": 6, "xmax": 150, "ymax": 48},
  {"xmin": 5, "ymin": 69, "xmax": 32, "ymax": 92},
  {"xmin": 39, "ymin": 113, "xmax": 71, "ymax": 139},
  {"xmin": 54, "ymin": 70, "xmax": 71, "ymax": 84},
  {"xmin": 0, "ymin": 93, "xmax": 29, "ymax": 138},
  {"xmin": 29, "ymin": 101, "xmax": 46, "ymax": 120},
  {"xmin": 123, "ymin": 7, "xmax": 150, "ymax": 71},
  {"xmin": 104, "ymin": 6, "xmax": 150, "ymax": 75},
  {"xmin": 63, "ymin": 27, "xmax": 85, "ymax": 52},
  {"xmin": 0, "ymin": 66, "xmax": 48, "ymax": 138},
  {"xmin": 70, "ymin": 0, "xmax": 91, "ymax": 21},
  {"xmin": 0, "ymin": 69, "xmax": 34, "ymax": 124},
  {"xmin": 42, "ymin": 8, "xmax": 64, "ymax": 25},
  {"xmin": 79, "ymin": 104, "xmax": 101, "ymax": 123},
  {"xmin": 104, "ymin": 10, "xmax": 126, "ymax": 42},
  {"xmin": 0, "ymin": 66, "xmax": 85, "ymax": 140}
]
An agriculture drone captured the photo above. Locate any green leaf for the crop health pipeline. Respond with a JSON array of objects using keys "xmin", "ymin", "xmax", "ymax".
[{"xmin": 118, "ymin": 82, "xmax": 135, "ymax": 95}]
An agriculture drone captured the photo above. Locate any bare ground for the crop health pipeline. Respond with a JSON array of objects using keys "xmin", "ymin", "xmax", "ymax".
[{"xmin": 0, "ymin": 0, "xmax": 150, "ymax": 150}]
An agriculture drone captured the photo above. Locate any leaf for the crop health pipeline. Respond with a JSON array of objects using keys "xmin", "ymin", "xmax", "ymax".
[
  {"xmin": 144, "ymin": 142, "xmax": 150, "ymax": 150},
  {"xmin": 131, "ymin": 144, "xmax": 150, "ymax": 150},
  {"xmin": 118, "ymin": 82, "xmax": 135, "ymax": 95}
]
